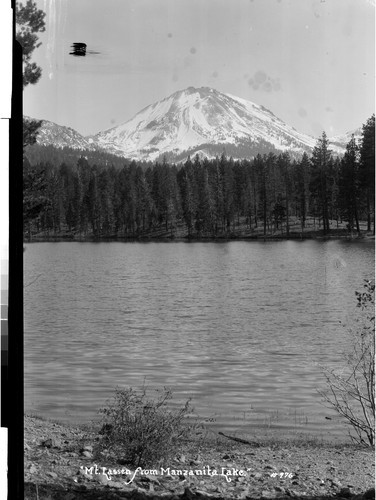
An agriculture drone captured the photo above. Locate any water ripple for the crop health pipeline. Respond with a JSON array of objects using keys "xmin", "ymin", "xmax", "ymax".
[{"xmin": 24, "ymin": 240, "xmax": 374, "ymax": 439}]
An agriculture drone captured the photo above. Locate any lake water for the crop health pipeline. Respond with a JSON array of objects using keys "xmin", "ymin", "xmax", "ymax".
[{"xmin": 24, "ymin": 240, "xmax": 374, "ymax": 441}]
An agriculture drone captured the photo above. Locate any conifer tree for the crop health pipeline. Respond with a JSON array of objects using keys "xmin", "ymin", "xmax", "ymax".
[
  {"xmin": 23, "ymin": 159, "xmax": 49, "ymax": 238},
  {"xmin": 233, "ymin": 161, "xmax": 247, "ymax": 226},
  {"xmin": 359, "ymin": 115, "xmax": 375, "ymax": 233},
  {"xmin": 178, "ymin": 161, "xmax": 197, "ymax": 236},
  {"xmin": 196, "ymin": 166, "xmax": 215, "ymax": 234},
  {"xmin": 309, "ymin": 132, "xmax": 333, "ymax": 233},
  {"xmin": 243, "ymin": 161, "xmax": 254, "ymax": 230},
  {"xmin": 222, "ymin": 155, "xmax": 235, "ymax": 230},
  {"xmin": 134, "ymin": 166, "xmax": 153, "ymax": 232},
  {"xmin": 212, "ymin": 157, "xmax": 224, "ymax": 234},
  {"xmin": 295, "ymin": 152, "xmax": 310, "ymax": 231},
  {"xmin": 277, "ymin": 152, "xmax": 292, "ymax": 236},
  {"xmin": 18, "ymin": 1, "xmax": 47, "ymax": 234},
  {"xmin": 16, "ymin": 0, "xmax": 46, "ymax": 88},
  {"xmin": 339, "ymin": 136, "xmax": 360, "ymax": 233},
  {"xmin": 76, "ymin": 157, "xmax": 91, "ymax": 235}
]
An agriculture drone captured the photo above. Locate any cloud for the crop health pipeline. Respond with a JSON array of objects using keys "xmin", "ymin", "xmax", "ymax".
[{"xmin": 248, "ymin": 70, "xmax": 281, "ymax": 92}]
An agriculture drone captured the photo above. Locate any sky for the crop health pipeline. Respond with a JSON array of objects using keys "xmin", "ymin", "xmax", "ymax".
[{"xmin": 22, "ymin": 0, "xmax": 375, "ymax": 138}]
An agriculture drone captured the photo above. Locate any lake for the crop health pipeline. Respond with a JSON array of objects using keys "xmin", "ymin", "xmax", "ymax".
[{"xmin": 24, "ymin": 240, "xmax": 374, "ymax": 441}]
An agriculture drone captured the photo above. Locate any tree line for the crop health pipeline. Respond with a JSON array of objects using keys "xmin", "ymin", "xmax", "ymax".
[
  {"xmin": 24, "ymin": 143, "xmax": 150, "ymax": 171},
  {"xmin": 17, "ymin": 2, "xmax": 375, "ymax": 241},
  {"xmin": 24, "ymin": 115, "xmax": 375, "ymax": 239}
]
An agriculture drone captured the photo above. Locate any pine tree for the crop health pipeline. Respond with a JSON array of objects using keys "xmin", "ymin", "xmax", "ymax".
[
  {"xmin": 339, "ymin": 136, "xmax": 360, "ymax": 233},
  {"xmin": 58, "ymin": 163, "xmax": 76, "ymax": 232},
  {"xmin": 113, "ymin": 168, "xmax": 128, "ymax": 235},
  {"xmin": 309, "ymin": 132, "xmax": 333, "ymax": 233},
  {"xmin": 16, "ymin": 0, "xmax": 46, "ymax": 88},
  {"xmin": 255, "ymin": 153, "xmax": 275, "ymax": 236},
  {"xmin": 295, "ymin": 152, "xmax": 310, "ymax": 232},
  {"xmin": 18, "ymin": 1, "xmax": 47, "ymax": 235},
  {"xmin": 196, "ymin": 166, "xmax": 215, "ymax": 234},
  {"xmin": 125, "ymin": 162, "xmax": 138, "ymax": 235},
  {"xmin": 18, "ymin": 1, "xmax": 46, "ymax": 147},
  {"xmin": 221, "ymin": 154, "xmax": 235, "ymax": 230},
  {"xmin": 359, "ymin": 115, "xmax": 375, "ymax": 233},
  {"xmin": 233, "ymin": 161, "xmax": 247, "ymax": 227},
  {"xmin": 243, "ymin": 161, "xmax": 254, "ymax": 230},
  {"xmin": 23, "ymin": 117, "xmax": 43, "ymax": 148},
  {"xmin": 330, "ymin": 157, "xmax": 341, "ymax": 227},
  {"xmin": 43, "ymin": 164, "xmax": 62, "ymax": 234},
  {"xmin": 76, "ymin": 157, "xmax": 91, "ymax": 235},
  {"xmin": 23, "ymin": 159, "xmax": 49, "ymax": 238},
  {"xmin": 253, "ymin": 154, "xmax": 264, "ymax": 230},
  {"xmin": 97, "ymin": 168, "xmax": 115, "ymax": 235},
  {"xmin": 144, "ymin": 167, "xmax": 157, "ymax": 230},
  {"xmin": 134, "ymin": 166, "xmax": 153, "ymax": 233},
  {"xmin": 277, "ymin": 152, "xmax": 292, "ymax": 237},
  {"xmin": 167, "ymin": 165, "xmax": 181, "ymax": 237},
  {"xmin": 178, "ymin": 160, "xmax": 197, "ymax": 236},
  {"xmin": 212, "ymin": 157, "xmax": 224, "ymax": 234}
]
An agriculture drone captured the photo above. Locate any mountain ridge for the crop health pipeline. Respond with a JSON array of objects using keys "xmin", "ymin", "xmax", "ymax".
[
  {"xmin": 91, "ymin": 86, "xmax": 318, "ymax": 160},
  {"xmin": 25, "ymin": 87, "xmax": 363, "ymax": 162}
]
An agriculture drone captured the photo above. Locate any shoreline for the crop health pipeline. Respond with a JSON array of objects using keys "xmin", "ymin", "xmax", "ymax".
[
  {"xmin": 23, "ymin": 232, "xmax": 375, "ymax": 244},
  {"xmin": 24, "ymin": 414, "xmax": 375, "ymax": 500}
]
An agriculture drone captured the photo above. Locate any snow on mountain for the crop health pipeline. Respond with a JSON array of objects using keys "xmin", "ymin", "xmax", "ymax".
[
  {"xmin": 26, "ymin": 88, "xmax": 361, "ymax": 161},
  {"xmin": 24, "ymin": 116, "xmax": 97, "ymax": 151},
  {"xmin": 92, "ymin": 87, "xmax": 318, "ymax": 161},
  {"xmin": 328, "ymin": 127, "xmax": 363, "ymax": 154}
]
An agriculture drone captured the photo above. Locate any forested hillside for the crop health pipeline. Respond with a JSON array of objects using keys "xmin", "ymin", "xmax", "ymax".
[
  {"xmin": 23, "ymin": 116, "xmax": 375, "ymax": 241},
  {"xmin": 23, "ymin": 144, "xmax": 151, "ymax": 170}
]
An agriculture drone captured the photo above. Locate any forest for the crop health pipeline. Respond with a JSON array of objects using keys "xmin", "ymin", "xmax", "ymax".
[{"xmin": 23, "ymin": 115, "xmax": 375, "ymax": 241}]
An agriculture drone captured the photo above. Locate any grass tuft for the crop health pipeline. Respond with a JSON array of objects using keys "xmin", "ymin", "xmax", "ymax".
[{"xmin": 94, "ymin": 385, "xmax": 196, "ymax": 467}]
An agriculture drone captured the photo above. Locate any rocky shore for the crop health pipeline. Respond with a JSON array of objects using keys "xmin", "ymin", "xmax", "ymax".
[{"xmin": 24, "ymin": 415, "xmax": 374, "ymax": 500}]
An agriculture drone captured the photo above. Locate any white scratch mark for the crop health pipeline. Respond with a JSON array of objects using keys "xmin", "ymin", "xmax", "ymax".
[
  {"xmin": 44, "ymin": 0, "xmax": 67, "ymax": 79},
  {"xmin": 45, "ymin": 0, "xmax": 56, "ymax": 78}
]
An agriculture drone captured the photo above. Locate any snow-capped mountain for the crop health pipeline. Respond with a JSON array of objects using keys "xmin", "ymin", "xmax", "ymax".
[
  {"xmin": 24, "ymin": 116, "xmax": 97, "ymax": 151},
  {"xmin": 328, "ymin": 127, "xmax": 363, "ymax": 153},
  {"xmin": 91, "ymin": 87, "xmax": 318, "ymax": 161},
  {"xmin": 26, "ymin": 87, "xmax": 362, "ymax": 162}
]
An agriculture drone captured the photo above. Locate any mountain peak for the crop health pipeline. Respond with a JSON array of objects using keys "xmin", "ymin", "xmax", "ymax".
[
  {"xmin": 179, "ymin": 85, "xmax": 214, "ymax": 94},
  {"xmin": 26, "ymin": 88, "xmax": 355, "ymax": 161},
  {"xmin": 93, "ymin": 87, "xmax": 317, "ymax": 161},
  {"xmin": 25, "ymin": 116, "xmax": 97, "ymax": 151}
]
